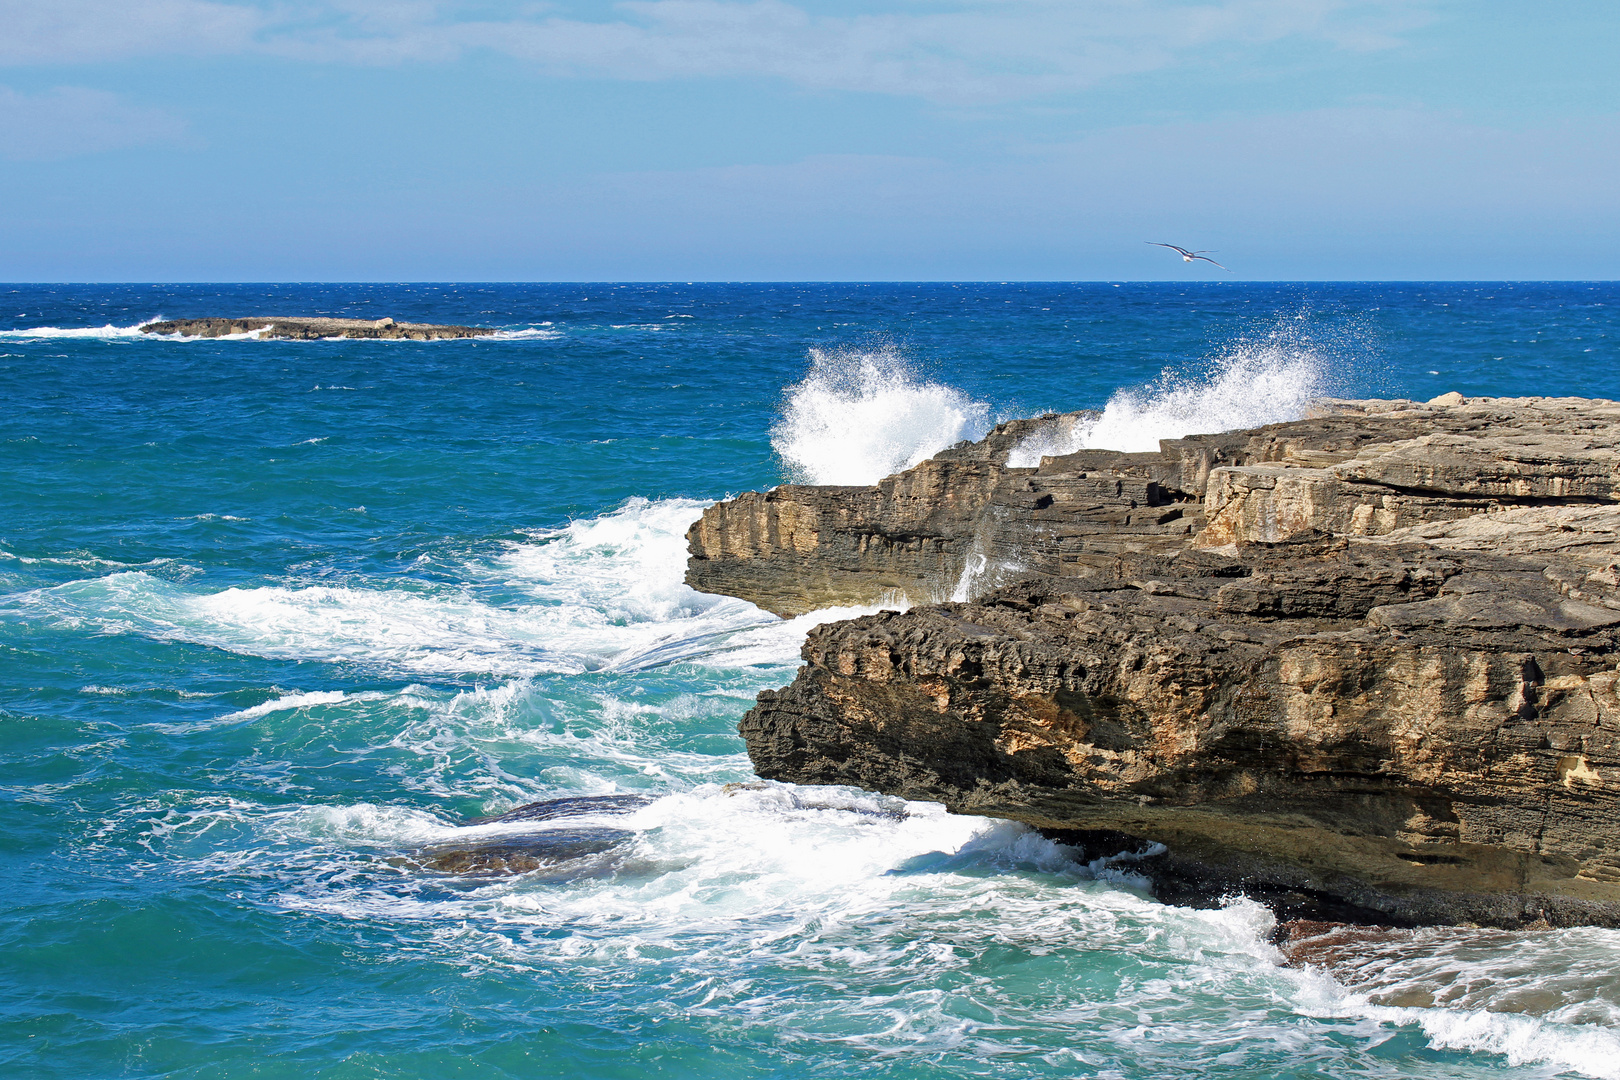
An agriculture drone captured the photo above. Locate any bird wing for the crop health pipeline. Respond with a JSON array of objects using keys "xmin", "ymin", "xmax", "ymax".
[
  {"xmin": 1146, "ymin": 242, "xmax": 1194, "ymax": 257},
  {"xmin": 1191, "ymin": 254, "xmax": 1229, "ymax": 271}
]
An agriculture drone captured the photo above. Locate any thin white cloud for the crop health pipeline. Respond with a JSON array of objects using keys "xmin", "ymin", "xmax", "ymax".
[
  {"xmin": 0, "ymin": 85, "xmax": 187, "ymax": 159},
  {"xmin": 567, "ymin": 105, "xmax": 1620, "ymax": 247},
  {"xmin": 0, "ymin": 0, "xmax": 265, "ymax": 64},
  {"xmin": 0, "ymin": 0, "xmax": 1438, "ymax": 102}
]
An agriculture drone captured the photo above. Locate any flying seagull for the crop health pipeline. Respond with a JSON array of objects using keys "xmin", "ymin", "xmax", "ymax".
[{"xmin": 1146, "ymin": 242, "xmax": 1228, "ymax": 271}]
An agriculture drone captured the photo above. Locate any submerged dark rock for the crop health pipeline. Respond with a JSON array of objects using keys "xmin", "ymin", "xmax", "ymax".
[
  {"xmin": 400, "ymin": 827, "xmax": 633, "ymax": 876},
  {"xmin": 694, "ymin": 396, "xmax": 1620, "ymax": 928},
  {"xmin": 394, "ymin": 794, "xmax": 651, "ymax": 877},
  {"xmin": 141, "ymin": 317, "xmax": 492, "ymax": 340},
  {"xmin": 465, "ymin": 793, "xmax": 653, "ymax": 825}
]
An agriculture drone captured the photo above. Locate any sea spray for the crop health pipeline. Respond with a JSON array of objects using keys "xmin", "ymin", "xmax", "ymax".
[
  {"xmin": 772, "ymin": 346, "xmax": 991, "ymax": 485},
  {"xmin": 1010, "ymin": 309, "xmax": 1365, "ymax": 463},
  {"xmin": 10, "ymin": 282, "xmax": 1620, "ymax": 1080},
  {"xmin": 0, "ymin": 321, "xmax": 158, "ymax": 339}
]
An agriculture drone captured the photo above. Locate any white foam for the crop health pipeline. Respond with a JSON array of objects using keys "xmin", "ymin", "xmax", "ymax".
[
  {"xmin": 487, "ymin": 327, "xmax": 564, "ymax": 341},
  {"xmin": 1291, "ymin": 962, "xmax": 1620, "ymax": 1079},
  {"xmin": 0, "ymin": 548, "xmax": 174, "ymax": 571},
  {"xmin": 772, "ymin": 346, "xmax": 990, "ymax": 485},
  {"xmin": 217, "ymin": 689, "xmax": 354, "ymax": 722},
  {"xmin": 1409, "ymin": 1007, "xmax": 1620, "ymax": 1078},
  {"xmin": 1009, "ymin": 313, "xmax": 1351, "ymax": 464},
  {"xmin": 0, "ymin": 322, "xmax": 154, "ymax": 339},
  {"xmin": 24, "ymin": 570, "xmax": 593, "ymax": 678},
  {"xmin": 16, "ymin": 498, "xmax": 892, "ymax": 679},
  {"xmin": 256, "ymin": 783, "xmax": 1110, "ymax": 935}
]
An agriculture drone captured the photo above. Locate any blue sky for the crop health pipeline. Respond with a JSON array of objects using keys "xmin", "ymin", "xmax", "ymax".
[{"xmin": 1, "ymin": 0, "xmax": 1616, "ymax": 280}]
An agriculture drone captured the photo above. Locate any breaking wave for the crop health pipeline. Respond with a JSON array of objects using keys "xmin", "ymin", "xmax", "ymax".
[
  {"xmin": 1009, "ymin": 311, "xmax": 1361, "ymax": 464},
  {"xmin": 772, "ymin": 346, "xmax": 990, "ymax": 485},
  {"xmin": 0, "ymin": 321, "xmax": 155, "ymax": 339},
  {"xmin": 10, "ymin": 498, "xmax": 898, "ymax": 679}
]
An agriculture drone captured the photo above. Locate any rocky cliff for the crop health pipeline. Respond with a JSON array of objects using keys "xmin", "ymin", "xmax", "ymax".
[{"xmin": 690, "ymin": 396, "xmax": 1620, "ymax": 927}]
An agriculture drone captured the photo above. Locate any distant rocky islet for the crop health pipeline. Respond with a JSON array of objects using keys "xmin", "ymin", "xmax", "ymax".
[{"xmin": 140, "ymin": 316, "xmax": 492, "ymax": 340}]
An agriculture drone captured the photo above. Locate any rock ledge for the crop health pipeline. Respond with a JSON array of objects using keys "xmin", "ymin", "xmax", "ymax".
[{"xmin": 694, "ymin": 397, "xmax": 1620, "ymax": 928}]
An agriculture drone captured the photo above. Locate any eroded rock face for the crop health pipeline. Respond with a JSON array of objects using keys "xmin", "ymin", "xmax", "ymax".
[
  {"xmin": 140, "ymin": 317, "xmax": 492, "ymax": 340},
  {"xmin": 685, "ymin": 412, "xmax": 1204, "ymax": 616},
  {"xmin": 742, "ymin": 541, "xmax": 1620, "ymax": 927},
  {"xmin": 687, "ymin": 397, "xmax": 1620, "ymax": 617},
  {"xmin": 697, "ymin": 396, "xmax": 1620, "ymax": 927}
]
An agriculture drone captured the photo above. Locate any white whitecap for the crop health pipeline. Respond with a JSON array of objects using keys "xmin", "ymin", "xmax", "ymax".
[
  {"xmin": 217, "ymin": 689, "xmax": 353, "ymax": 722},
  {"xmin": 12, "ymin": 498, "xmax": 892, "ymax": 679},
  {"xmin": 1009, "ymin": 311, "xmax": 1361, "ymax": 464},
  {"xmin": 486, "ymin": 327, "xmax": 564, "ymax": 341},
  {"xmin": 0, "ymin": 322, "xmax": 155, "ymax": 339},
  {"xmin": 772, "ymin": 346, "xmax": 990, "ymax": 486}
]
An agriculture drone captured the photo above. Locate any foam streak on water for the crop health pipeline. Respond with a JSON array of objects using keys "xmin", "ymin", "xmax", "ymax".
[
  {"xmin": 8, "ymin": 498, "xmax": 896, "ymax": 680},
  {"xmin": 27, "ymin": 494, "xmax": 1615, "ymax": 1079},
  {"xmin": 0, "ymin": 320, "xmax": 158, "ymax": 339},
  {"xmin": 7, "ymin": 284, "xmax": 1620, "ymax": 1080}
]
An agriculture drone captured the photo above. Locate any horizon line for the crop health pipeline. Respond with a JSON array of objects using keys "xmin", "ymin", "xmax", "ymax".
[{"xmin": 4, "ymin": 278, "xmax": 1618, "ymax": 287}]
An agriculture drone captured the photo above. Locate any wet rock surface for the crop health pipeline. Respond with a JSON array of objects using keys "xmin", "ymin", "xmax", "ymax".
[
  {"xmin": 141, "ymin": 317, "xmax": 492, "ymax": 340},
  {"xmin": 697, "ymin": 396, "xmax": 1620, "ymax": 927},
  {"xmin": 1276, "ymin": 918, "xmax": 1620, "ymax": 1021},
  {"xmin": 464, "ymin": 793, "xmax": 653, "ymax": 825},
  {"xmin": 394, "ymin": 794, "xmax": 649, "ymax": 877},
  {"xmin": 400, "ymin": 827, "xmax": 633, "ymax": 876}
]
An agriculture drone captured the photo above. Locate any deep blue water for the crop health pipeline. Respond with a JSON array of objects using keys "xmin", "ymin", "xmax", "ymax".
[{"xmin": 1, "ymin": 283, "xmax": 1617, "ymax": 1079}]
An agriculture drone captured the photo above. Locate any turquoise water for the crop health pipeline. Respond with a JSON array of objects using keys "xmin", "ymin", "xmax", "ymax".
[{"xmin": 2, "ymin": 283, "xmax": 1618, "ymax": 1079}]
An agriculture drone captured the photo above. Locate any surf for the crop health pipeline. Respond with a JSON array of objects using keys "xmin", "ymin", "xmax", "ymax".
[
  {"xmin": 772, "ymin": 345, "xmax": 991, "ymax": 486},
  {"xmin": 1009, "ymin": 309, "xmax": 1362, "ymax": 463}
]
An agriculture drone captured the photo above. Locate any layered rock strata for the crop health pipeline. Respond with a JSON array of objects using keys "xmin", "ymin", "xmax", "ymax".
[
  {"xmin": 692, "ymin": 396, "xmax": 1620, "ymax": 927},
  {"xmin": 688, "ymin": 396, "xmax": 1620, "ymax": 617},
  {"xmin": 140, "ymin": 317, "xmax": 492, "ymax": 340}
]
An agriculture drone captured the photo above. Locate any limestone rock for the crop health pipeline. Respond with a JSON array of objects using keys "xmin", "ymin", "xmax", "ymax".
[
  {"xmin": 692, "ymin": 395, "xmax": 1620, "ymax": 926},
  {"xmin": 140, "ymin": 317, "xmax": 492, "ymax": 340},
  {"xmin": 741, "ymin": 540, "xmax": 1620, "ymax": 927}
]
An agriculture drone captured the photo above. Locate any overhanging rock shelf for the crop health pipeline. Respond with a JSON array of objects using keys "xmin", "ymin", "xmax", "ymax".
[{"xmin": 688, "ymin": 396, "xmax": 1620, "ymax": 928}]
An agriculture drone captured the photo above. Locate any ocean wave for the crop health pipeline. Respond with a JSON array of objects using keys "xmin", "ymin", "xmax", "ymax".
[
  {"xmin": 0, "ymin": 547, "xmax": 176, "ymax": 571},
  {"xmin": 772, "ymin": 346, "xmax": 990, "ymax": 486},
  {"xmin": 1009, "ymin": 309, "xmax": 1364, "ymax": 463},
  {"xmin": 0, "ymin": 320, "xmax": 283, "ymax": 343},
  {"xmin": 217, "ymin": 689, "xmax": 362, "ymax": 722},
  {"xmin": 0, "ymin": 321, "xmax": 156, "ymax": 339},
  {"xmin": 1289, "ymin": 962, "xmax": 1620, "ymax": 1078},
  {"xmin": 486, "ymin": 327, "xmax": 564, "ymax": 341},
  {"xmin": 1277, "ymin": 920, "xmax": 1620, "ymax": 1078},
  {"xmin": 9, "ymin": 498, "xmax": 895, "ymax": 680},
  {"xmin": 121, "ymin": 781, "xmax": 1369, "ymax": 1073}
]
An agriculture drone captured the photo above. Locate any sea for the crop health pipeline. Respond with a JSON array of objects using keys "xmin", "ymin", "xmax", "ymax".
[{"xmin": 2, "ymin": 281, "xmax": 1617, "ymax": 1080}]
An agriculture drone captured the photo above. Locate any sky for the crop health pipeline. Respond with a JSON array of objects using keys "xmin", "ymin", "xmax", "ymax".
[{"xmin": 0, "ymin": 0, "xmax": 1616, "ymax": 281}]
